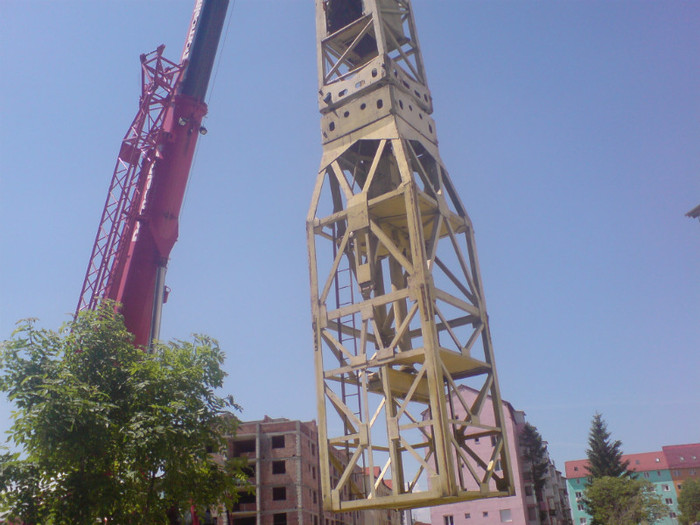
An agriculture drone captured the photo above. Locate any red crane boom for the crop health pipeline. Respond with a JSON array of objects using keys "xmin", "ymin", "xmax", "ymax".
[{"xmin": 77, "ymin": 0, "xmax": 229, "ymax": 348}]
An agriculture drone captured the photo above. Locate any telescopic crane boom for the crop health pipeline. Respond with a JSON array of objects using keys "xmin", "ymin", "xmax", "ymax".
[{"xmin": 77, "ymin": 0, "xmax": 229, "ymax": 348}]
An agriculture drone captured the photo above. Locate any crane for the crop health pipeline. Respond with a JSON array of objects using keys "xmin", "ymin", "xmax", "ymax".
[
  {"xmin": 76, "ymin": 0, "xmax": 229, "ymax": 349},
  {"xmin": 308, "ymin": 0, "xmax": 514, "ymax": 512},
  {"xmin": 74, "ymin": 0, "xmax": 513, "ymax": 517}
]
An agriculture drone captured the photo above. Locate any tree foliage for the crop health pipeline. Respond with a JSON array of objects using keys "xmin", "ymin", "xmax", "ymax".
[
  {"xmin": 0, "ymin": 304, "xmax": 247, "ymax": 524},
  {"xmin": 678, "ymin": 479, "xmax": 700, "ymax": 525},
  {"xmin": 585, "ymin": 412, "xmax": 630, "ymax": 479},
  {"xmin": 520, "ymin": 423, "xmax": 550, "ymax": 525},
  {"xmin": 584, "ymin": 476, "xmax": 667, "ymax": 525}
]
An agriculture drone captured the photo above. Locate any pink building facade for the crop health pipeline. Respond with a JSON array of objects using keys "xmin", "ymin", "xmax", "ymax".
[{"xmin": 429, "ymin": 387, "xmax": 570, "ymax": 525}]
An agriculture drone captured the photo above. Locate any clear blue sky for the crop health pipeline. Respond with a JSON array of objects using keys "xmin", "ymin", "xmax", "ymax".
[{"xmin": 1, "ymin": 0, "xmax": 698, "ymax": 475}]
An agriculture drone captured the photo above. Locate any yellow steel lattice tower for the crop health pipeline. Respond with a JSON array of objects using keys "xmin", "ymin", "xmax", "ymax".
[{"xmin": 307, "ymin": 0, "xmax": 515, "ymax": 511}]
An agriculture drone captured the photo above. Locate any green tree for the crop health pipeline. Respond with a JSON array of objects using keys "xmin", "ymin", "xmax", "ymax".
[
  {"xmin": 584, "ymin": 476, "xmax": 666, "ymax": 525},
  {"xmin": 0, "ymin": 303, "xmax": 248, "ymax": 524},
  {"xmin": 520, "ymin": 423, "xmax": 549, "ymax": 524},
  {"xmin": 585, "ymin": 412, "xmax": 630, "ymax": 479},
  {"xmin": 678, "ymin": 479, "xmax": 700, "ymax": 525}
]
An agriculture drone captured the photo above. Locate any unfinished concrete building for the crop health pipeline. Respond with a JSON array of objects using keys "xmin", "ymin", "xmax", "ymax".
[{"xmin": 226, "ymin": 417, "xmax": 401, "ymax": 525}]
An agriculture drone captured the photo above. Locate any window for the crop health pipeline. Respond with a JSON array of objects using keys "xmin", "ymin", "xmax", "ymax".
[
  {"xmin": 575, "ymin": 491, "xmax": 582, "ymax": 498},
  {"xmin": 313, "ymin": 491, "xmax": 317, "ymax": 504},
  {"xmin": 655, "ymin": 457, "xmax": 660, "ymax": 463},
  {"xmin": 272, "ymin": 435, "xmax": 285, "ymax": 449},
  {"xmin": 499, "ymin": 509, "xmax": 512, "ymax": 522},
  {"xmin": 483, "ymin": 511, "xmax": 489, "ymax": 517},
  {"xmin": 272, "ymin": 461, "xmax": 286, "ymax": 474},
  {"xmin": 312, "ymin": 466, "xmax": 316, "ymax": 479},
  {"xmin": 665, "ymin": 498, "xmax": 673, "ymax": 504},
  {"xmin": 573, "ymin": 466, "xmax": 578, "ymax": 472},
  {"xmin": 464, "ymin": 513, "xmax": 471, "ymax": 519},
  {"xmin": 273, "ymin": 513, "xmax": 287, "ymax": 525},
  {"xmin": 673, "ymin": 470, "xmax": 680, "ymax": 477},
  {"xmin": 678, "ymin": 484, "xmax": 683, "ymax": 490},
  {"xmin": 236, "ymin": 491, "xmax": 256, "ymax": 507},
  {"xmin": 443, "ymin": 516, "xmax": 454, "ymax": 525},
  {"xmin": 232, "ymin": 439, "xmax": 256, "ymax": 456},
  {"xmin": 580, "ymin": 519, "xmax": 587, "ymax": 525},
  {"xmin": 663, "ymin": 484, "xmax": 670, "ymax": 491},
  {"xmin": 643, "ymin": 472, "xmax": 650, "ymax": 478},
  {"xmin": 273, "ymin": 487, "xmax": 286, "ymax": 500},
  {"xmin": 691, "ymin": 469, "xmax": 697, "ymax": 476},
  {"xmin": 475, "ymin": 437, "xmax": 480, "ymax": 444},
  {"xmin": 670, "ymin": 511, "xmax": 677, "ymax": 518},
  {"xmin": 311, "ymin": 443, "xmax": 316, "ymax": 456},
  {"xmin": 635, "ymin": 459, "xmax": 640, "ymax": 465},
  {"xmin": 577, "ymin": 504, "xmax": 585, "ymax": 511},
  {"xmin": 680, "ymin": 456, "xmax": 685, "ymax": 461}
]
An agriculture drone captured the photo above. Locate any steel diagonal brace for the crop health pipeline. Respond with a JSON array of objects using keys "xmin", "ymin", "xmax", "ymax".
[{"xmin": 324, "ymin": 18, "xmax": 375, "ymax": 83}]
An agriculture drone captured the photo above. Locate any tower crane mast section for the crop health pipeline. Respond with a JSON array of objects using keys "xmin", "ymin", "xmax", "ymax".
[{"xmin": 308, "ymin": 0, "xmax": 515, "ymax": 512}]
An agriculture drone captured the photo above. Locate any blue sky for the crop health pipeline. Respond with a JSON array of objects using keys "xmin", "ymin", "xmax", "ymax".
[{"xmin": 1, "ymin": 0, "xmax": 698, "ymax": 477}]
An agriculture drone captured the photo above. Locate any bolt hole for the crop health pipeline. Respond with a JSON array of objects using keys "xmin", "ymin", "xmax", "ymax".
[
  {"xmin": 360, "ymin": 103, "xmax": 366, "ymax": 110},
  {"xmin": 377, "ymin": 99, "xmax": 383, "ymax": 109},
  {"xmin": 399, "ymin": 100, "xmax": 404, "ymax": 109},
  {"xmin": 343, "ymin": 111, "xmax": 350, "ymax": 118},
  {"xmin": 329, "ymin": 122, "xmax": 335, "ymax": 131}
]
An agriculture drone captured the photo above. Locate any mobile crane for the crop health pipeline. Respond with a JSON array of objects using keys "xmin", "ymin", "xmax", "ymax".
[{"xmin": 76, "ymin": 0, "xmax": 229, "ymax": 350}]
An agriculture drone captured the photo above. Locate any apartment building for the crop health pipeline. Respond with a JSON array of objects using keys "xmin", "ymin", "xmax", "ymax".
[
  {"xmin": 663, "ymin": 443, "xmax": 700, "ymax": 500},
  {"xmin": 429, "ymin": 386, "xmax": 571, "ymax": 525},
  {"xmin": 565, "ymin": 444, "xmax": 700, "ymax": 525}
]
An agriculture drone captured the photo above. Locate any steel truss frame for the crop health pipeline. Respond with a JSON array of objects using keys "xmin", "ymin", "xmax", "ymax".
[
  {"xmin": 309, "ymin": 0, "xmax": 514, "ymax": 512},
  {"xmin": 77, "ymin": 47, "xmax": 183, "ymax": 314}
]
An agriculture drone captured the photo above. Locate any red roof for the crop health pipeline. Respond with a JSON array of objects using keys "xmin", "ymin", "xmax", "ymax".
[
  {"xmin": 566, "ymin": 445, "xmax": 700, "ymax": 478},
  {"xmin": 627, "ymin": 451, "xmax": 669, "ymax": 472},
  {"xmin": 662, "ymin": 443, "xmax": 700, "ymax": 469},
  {"xmin": 564, "ymin": 459, "xmax": 589, "ymax": 479},
  {"xmin": 565, "ymin": 451, "xmax": 668, "ymax": 478}
]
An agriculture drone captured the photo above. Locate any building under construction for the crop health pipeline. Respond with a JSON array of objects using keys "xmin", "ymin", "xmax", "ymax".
[{"xmin": 226, "ymin": 417, "xmax": 401, "ymax": 525}]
